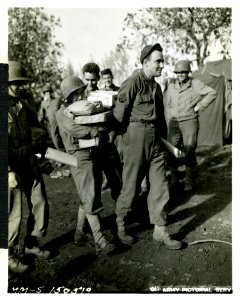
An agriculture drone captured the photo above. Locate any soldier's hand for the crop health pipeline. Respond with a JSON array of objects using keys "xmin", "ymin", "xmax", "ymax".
[
  {"xmin": 108, "ymin": 131, "xmax": 117, "ymax": 143},
  {"xmin": 8, "ymin": 171, "xmax": 19, "ymax": 188}
]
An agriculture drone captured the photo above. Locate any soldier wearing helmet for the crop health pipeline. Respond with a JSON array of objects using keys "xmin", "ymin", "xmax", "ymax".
[
  {"xmin": 164, "ymin": 60, "xmax": 217, "ymax": 191},
  {"xmin": 8, "ymin": 61, "xmax": 51, "ymax": 274},
  {"xmin": 56, "ymin": 76, "xmax": 122, "ymax": 254},
  {"xmin": 38, "ymin": 83, "xmax": 63, "ymax": 150},
  {"xmin": 8, "ymin": 61, "xmax": 37, "ymax": 114}
]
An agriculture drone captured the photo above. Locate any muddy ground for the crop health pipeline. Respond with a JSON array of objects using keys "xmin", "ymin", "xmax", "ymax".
[{"xmin": 8, "ymin": 145, "xmax": 232, "ymax": 293}]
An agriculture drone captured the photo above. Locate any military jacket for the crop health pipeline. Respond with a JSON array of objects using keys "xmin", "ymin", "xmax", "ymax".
[
  {"xmin": 113, "ymin": 69, "xmax": 167, "ymax": 137},
  {"xmin": 163, "ymin": 78, "xmax": 217, "ymax": 122}
]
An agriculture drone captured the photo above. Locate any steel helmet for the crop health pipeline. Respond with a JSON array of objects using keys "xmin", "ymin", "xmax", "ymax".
[
  {"xmin": 60, "ymin": 76, "xmax": 85, "ymax": 99},
  {"xmin": 8, "ymin": 61, "xmax": 31, "ymax": 82},
  {"xmin": 43, "ymin": 84, "xmax": 53, "ymax": 93},
  {"xmin": 174, "ymin": 60, "xmax": 191, "ymax": 73}
]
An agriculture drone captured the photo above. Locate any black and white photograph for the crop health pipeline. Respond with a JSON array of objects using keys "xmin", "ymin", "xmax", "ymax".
[{"xmin": 0, "ymin": 0, "xmax": 239, "ymax": 296}]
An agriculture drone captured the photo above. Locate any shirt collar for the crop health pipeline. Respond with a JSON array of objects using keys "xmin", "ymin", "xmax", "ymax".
[{"xmin": 175, "ymin": 78, "xmax": 192, "ymax": 90}]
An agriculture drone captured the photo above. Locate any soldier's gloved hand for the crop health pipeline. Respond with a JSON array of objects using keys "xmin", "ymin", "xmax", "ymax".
[{"xmin": 8, "ymin": 171, "xmax": 20, "ymax": 188}]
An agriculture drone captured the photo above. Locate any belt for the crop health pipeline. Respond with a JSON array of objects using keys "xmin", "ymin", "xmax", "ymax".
[{"xmin": 130, "ymin": 121, "xmax": 157, "ymax": 128}]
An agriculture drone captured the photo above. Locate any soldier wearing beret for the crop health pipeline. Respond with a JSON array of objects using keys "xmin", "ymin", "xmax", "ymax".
[{"xmin": 111, "ymin": 44, "xmax": 182, "ymax": 250}]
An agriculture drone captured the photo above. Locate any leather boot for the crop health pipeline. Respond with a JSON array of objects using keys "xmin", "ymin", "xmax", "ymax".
[
  {"xmin": 86, "ymin": 213, "xmax": 116, "ymax": 254},
  {"xmin": 116, "ymin": 217, "xmax": 134, "ymax": 245},
  {"xmin": 24, "ymin": 236, "xmax": 51, "ymax": 259},
  {"xmin": 153, "ymin": 225, "xmax": 182, "ymax": 250},
  {"xmin": 9, "ymin": 247, "xmax": 29, "ymax": 274}
]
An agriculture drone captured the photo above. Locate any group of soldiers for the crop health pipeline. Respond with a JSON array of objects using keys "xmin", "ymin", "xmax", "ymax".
[{"xmin": 8, "ymin": 42, "xmax": 217, "ymax": 274}]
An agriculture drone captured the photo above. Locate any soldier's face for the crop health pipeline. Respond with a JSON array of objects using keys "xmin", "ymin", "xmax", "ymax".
[
  {"xmin": 145, "ymin": 50, "xmax": 164, "ymax": 78},
  {"xmin": 176, "ymin": 72, "xmax": 189, "ymax": 83},
  {"xmin": 69, "ymin": 88, "xmax": 84, "ymax": 103},
  {"xmin": 102, "ymin": 74, "xmax": 113, "ymax": 88},
  {"xmin": 8, "ymin": 81, "xmax": 26, "ymax": 98},
  {"xmin": 84, "ymin": 72, "xmax": 99, "ymax": 92}
]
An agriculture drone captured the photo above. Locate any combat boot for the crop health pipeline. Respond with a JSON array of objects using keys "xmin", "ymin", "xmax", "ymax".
[
  {"xmin": 153, "ymin": 225, "xmax": 182, "ymax": 250},
  {"xmin": 95, "ymin": 235, "xmax": 116, "ymax": 255},
  {"xmin": 8, "ymin": 249, "xmax": 29, "ymax": 274},
  {"xmin": 24, "ymin": 236, "xmax": 51, "ymax": 259},
  {"xmin": 25, "ymin": 246, "xmax": 51, "ymax": 259},
  {"xmin": 86, "ymin": 213, "xmax": 116, "ymax": 254},
  {"xmin": 116, "ymin": 217, "xmax": 134, "ymax": 245}
]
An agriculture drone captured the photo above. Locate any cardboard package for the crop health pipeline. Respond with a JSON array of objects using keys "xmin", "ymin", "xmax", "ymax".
[
  {"xmin": 45, "ymin": 147, "xmax": 78, "ymax": 167},
  {"xmin": 87, "ymin": 91, "xmax": 118, "ymax": 108},
  {"xmin": 78, "ymin": 137, "xmax": 100, "ymax": 149},
  {"xmin": 160, "ymin": 138, "xmax": 182, "ymax": 158},
  {"xmin": 74, "ymin": 111, "xmax": 112, "ymax": 124},
  {"xmin": 66, "ymin": 100, "xmax": 104, "ymax": 116}
]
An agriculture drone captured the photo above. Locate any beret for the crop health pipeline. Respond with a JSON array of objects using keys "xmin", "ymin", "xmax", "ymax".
[{"xmin": 140, "ymin": 43, "xmax": 163, "ymax": 64}]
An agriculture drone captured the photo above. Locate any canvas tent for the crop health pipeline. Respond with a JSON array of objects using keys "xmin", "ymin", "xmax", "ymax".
[{"xmin": 192, "ymin": 59, "xmax": 232, "ymax": 147}]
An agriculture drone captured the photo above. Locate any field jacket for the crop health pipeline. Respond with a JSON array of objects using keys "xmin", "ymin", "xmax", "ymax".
[
  {"xmin": 113, "ymin": 69, "xmax": 167, "ymax": 138},
  {"xmin": 8, "ymin": 99, "xmax": 41, "ymax": 177},
  {"xmin": 163, "ymin": 78, "xmax": 217, "ymax": 122}
]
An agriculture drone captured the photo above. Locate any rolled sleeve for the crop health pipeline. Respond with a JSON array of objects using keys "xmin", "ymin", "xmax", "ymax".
[{"xmin": 193, "ymin": 79, "xmax": 217, "ymax": 111}]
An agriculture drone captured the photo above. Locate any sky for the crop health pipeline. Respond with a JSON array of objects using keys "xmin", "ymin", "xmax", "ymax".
[{"xmin": 44, "ymin": 8, "xmax": 136, "ymax": 70}]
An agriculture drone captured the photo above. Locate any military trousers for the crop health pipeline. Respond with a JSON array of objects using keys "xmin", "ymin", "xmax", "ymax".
[
  {"xmin": 115, "ymin": 122, "xmax": 169, "ymax": 226},
  {"xmin": 71, "ymin": 143, "xmax": 122, "ymax": 215},
  {"xmin": 167, "ymin": 118, "xmax": 199, "ymax": 168},
  {"xmin": 8, "ymin": 175, "xmax": 49, "ymax": 247}
]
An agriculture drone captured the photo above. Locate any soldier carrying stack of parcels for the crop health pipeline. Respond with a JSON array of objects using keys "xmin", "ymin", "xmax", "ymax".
[{"xmin": 56, "ymin": 75, "xmax": 122, "ymax": 254}]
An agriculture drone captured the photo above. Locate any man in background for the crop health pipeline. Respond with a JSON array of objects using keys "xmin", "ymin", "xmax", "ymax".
[
  {"xmin": 164, "ymin": 60, "xmax": 216, "ymax": 191},
  {"xmin": 38, "ymin": 84, "xmax": 63, "ymax": 150},
  {"xmin": 101, "ymin": 68, "xmax": 119, "ymax": 91}
]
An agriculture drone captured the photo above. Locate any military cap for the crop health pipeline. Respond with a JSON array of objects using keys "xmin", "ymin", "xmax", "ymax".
[{"xmin": 140, "ymin": 43, "xmax": 163, "ymax": 64}]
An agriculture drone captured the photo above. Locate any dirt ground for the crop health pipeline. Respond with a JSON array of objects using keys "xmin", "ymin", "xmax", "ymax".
[{"xmin": 8, "ymin": 145, "xmax": 232, "ymax": 293}]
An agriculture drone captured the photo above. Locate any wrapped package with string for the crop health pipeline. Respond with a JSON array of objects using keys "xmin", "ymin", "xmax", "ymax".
[
  {"xmin": 160, "ymin": 138, "xmax": 182, "ymax": 158},
  {"xmin": 45, "ymin": 147, "xmax": 78, "ymax": 167},
  {"xmin": 65, "ymin": 100, "xmax": 105, "ymax": 116},
  {"xmin": 63, "ymin": 100, "xmax": 112, "ymax": 148},
  {"xmin": 64, "ymin": 100, "xmax": 112, "ymax": 124}
]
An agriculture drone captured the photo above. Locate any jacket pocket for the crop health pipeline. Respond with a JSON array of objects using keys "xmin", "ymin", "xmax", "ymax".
[{"xmin": 134, "ymin": 94, "xmax": 153, "ymax": 115}]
